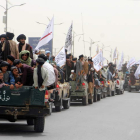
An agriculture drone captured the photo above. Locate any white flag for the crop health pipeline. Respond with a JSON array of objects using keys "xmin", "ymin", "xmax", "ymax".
[
  {"xmin": 118, "ymin": 52, "xmax": 124, "ymax": 70},
  {"xmin": 127, "ymin": 57, "xmax": 136, "ymax": 69},
  {"xmin": 113, "ymin": 47, "xmax": 117, "ymax": 60},
  {"xmin": 35, "ymin": 17, "xmax": 54, "ymax": 50},
  {"xmin": 92, "ymin": 50, "xmax": 103, "ymax": 71},
  {"xmin": 55, "ymin": 47, "xmax": 66, "ymax": 67},
  {"xmin": 65, "ymin": 23, "xmax": 73, "ymax": 53},
  {"xmin": 136, "ymin": 59, "xmax": 140, "ymax": 65},
  {"xmin": 134, "ymin": 65, "xmax": 140, "ymax": 79},
  {"xmin": 96, "ymin": 45, "xmax": 99, "ymax": 54}
]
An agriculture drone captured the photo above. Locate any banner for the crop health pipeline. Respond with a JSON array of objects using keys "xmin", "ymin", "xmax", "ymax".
[
  {"xmin": 127, "ymin": 57, "xmax": 136, "ymax": 69},
  {"xmin": 135, "ymin": 65, "xmax": 140, "ymax": 79},
  {"xmin": 65, "ymin": 23, "xmax": 73, "ymax": 53},
  {"xmin": 35, "ymin": 17, "xmax": 54, "ymax": 50},
  {"xmin": 55, "ymin": 47, "xmax": 66, "ymax": 67},
  {"xmin": 92, "ymin": 50, "xmax": 103, "ymax": 71}
]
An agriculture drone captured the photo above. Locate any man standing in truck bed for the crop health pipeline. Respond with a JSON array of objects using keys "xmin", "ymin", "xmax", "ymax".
[{"xmin": 75, "ymin": 54, "xmax": 84, "ymax": 91}]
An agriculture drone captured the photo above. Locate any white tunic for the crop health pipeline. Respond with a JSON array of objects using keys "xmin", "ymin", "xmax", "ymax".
[
  {"xmin": 42, "ymin": 62, "xmax": 55, "ymax": 86},
  {"xmin": 33, "ymin": 67, "xmax": 48, "ymax": 91}
]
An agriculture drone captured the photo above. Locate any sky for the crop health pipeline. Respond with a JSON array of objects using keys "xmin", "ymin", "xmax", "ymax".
[{"xmin": 0, "ymin": 0, "xmax": 140, "ymax": 63}]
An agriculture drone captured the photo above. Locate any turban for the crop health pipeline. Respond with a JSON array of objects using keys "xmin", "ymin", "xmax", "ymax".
[
  {"xmin": 13, "ymin": 59, "xmax": 22, "ymax": 66},
  {"xmin": 17, "ymin": 34, "xmax": 26, "ymax": 42},
  {"xmin": 7, "ymin": 55, "xmax": 15, "ymax": 62},
  {"xmin": 1, "ymin": 61, "xmax": 9, "ymax": 67},
  {"xmin": 38, "ymin": 54, "xmax": 48, "ymax": 61},
  {"xmin": 6, "ymin": 32, "xmax": 14, "ymax": 40}
]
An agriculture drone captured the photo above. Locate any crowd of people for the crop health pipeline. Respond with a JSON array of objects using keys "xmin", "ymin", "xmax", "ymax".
[{"xmin": 0, "ymin": 31, "xmax": 134, "ymax": 100}]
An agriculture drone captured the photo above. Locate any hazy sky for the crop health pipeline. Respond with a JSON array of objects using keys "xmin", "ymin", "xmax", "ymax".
[{"xmin": 0, "ymin": 0, "xmax": 140, "ymax": 62}]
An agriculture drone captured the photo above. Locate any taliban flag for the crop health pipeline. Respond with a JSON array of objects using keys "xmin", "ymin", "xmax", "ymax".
[
  {"xmin": 65, "ymin": 23, "xmax": 73, "ymax": 53},
  {"xmin": 127, "ymin": 57, "xmax": 136, "ymax": 69},
  {"xmin": 113, "ymin": 47, "xmax": 118, "ymax": 60},
  {"xmin": 35, "ymin": 17, "xmax": 54, "ymax": 50},
  {"xmin": 96, "ymin": 44, "xmax": 99, "ymax": 54}
]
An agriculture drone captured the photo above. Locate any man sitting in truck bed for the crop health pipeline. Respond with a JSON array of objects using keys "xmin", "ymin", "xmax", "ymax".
[{"xmin": 13, "ymin": 59, "xmax": 34, "ymax": 86}]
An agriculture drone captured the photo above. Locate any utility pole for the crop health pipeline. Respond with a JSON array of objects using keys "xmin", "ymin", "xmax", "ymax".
[
  {"xmin": 0, "ymin": 2, "xmax": 26, "ymax": 32},
  {"xmin": 5, "ymin": 0, "xmax": 8, "ymax": 32}
]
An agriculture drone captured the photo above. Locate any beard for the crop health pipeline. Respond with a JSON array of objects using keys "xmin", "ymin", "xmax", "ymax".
[{"xmin": 19, "ymin": 41, "xmax": 25, "ymax": 45}]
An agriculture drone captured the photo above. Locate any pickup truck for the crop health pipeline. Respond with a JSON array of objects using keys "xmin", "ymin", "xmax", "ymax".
[
  {"xmin": 70, "ymin": 81, "xmax": 94, "ymax": 105},
  {"xmin": 51, "ymin": 82, "xmax": 70, "ymax": 112},
  {"xmin": 0, "ymin": 86, "xmax": 50, "ymax": 133}
]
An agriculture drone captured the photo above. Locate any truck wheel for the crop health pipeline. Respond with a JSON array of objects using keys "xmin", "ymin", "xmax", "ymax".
[
  {"xmin": 128, "ymin": 86, "xmax": 131, "ymax": 92},
  {"xmin": 82, "ymin": 95, "xmax": 88, "ymax": 105},
  {"xmin": 55, "ymin": 99, "xmax": 62, "ymax": 112},
  {"xmin": 49, "ymin": 103, "xmax": 52, "ymax": 115},
  {"xmin": 27, "ymin": 118, "xmax": 34, "ymax": 125},
  {"xmin": 63, "ymin": 100, "xmax": 70, "ymax": 109},
  {"xmin": 111, "ymin": 91, "xmax": 115, "ymax": 96},
  {"xmin": 116, "ymin": 89, "xmax": 120, "ymax": 95},
  {"xmin": 97, "ymin": 94, "xmax": 101, "ymax": 101},
  {"xmin": 55, "ymin": 105, "xmax": 62, "ymax": 112},
  {"xmin": 34, "ymin": 117, "xmax": 45, "ymax": 133},
  {"xmin": 94, "ymin": 90, "xmax": 97, "ymax": 102},
  {"xmin": 88, "ymin": 95, "xmax": 93, "ymax": 104}
]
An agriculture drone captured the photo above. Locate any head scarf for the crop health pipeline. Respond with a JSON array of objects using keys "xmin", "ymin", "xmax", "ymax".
[
  {"xmin": 36, "ymin": 58, "xmax": 45, "ymax": 88},
  {"xmin": 19, "ymin": 50, "xmax": 32, "ymax": 66}
]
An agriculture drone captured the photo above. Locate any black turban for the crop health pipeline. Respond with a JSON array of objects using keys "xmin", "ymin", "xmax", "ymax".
[
  {"xmin": 36, "ymin": 58, "xmax": 45, "ymax": 66},
  {"xmin": 7, "ymin": 55, "xmax": 15, "ymax": 62},
  {"xmin": 79, "ymin": 54, "xmax": 84, "ymax": 59},
  {"xmin": 17, "ymin": 34, "xmax": 26, "ymax": 42},
  {"xmin": 38, "ymin": 54, "xmax": 48, "ymax": 61},
  {"xmin": 6, "ymin": 32, "xmax": 14, "ymax": 40},
  {"xmin": 13, "ymin": 59, "xmax": 21, "ymax": 66},
  {"xmin": 0, "ymin": 34, "xmax": 6, "ymax": 39},
  {"xmin": 72, "ymin": 58, "xmax": 77, "ymax": 61},
  {"xmin": 1, "ymin": 61, "xmax": 9, "ymax": 67},
  {"xmin": 88, "ymin": 57, "xmax": 92, "ymax": 62}
]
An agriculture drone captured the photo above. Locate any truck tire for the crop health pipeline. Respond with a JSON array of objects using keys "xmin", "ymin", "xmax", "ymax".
[
  {"xmin": 94, "ymin": 90, "xmax": 97, "ymax": 102},
  {"xmin": 55, "ymin": 99, "xmax": 62, "ymax": 112},
  {"xmin": 55, "ymin": 105, "xmax": 62, "ymax": 112},
  {"xmin": 128, "ymin": 86, "xmax": 131, "ymax": 92},
  {"xmin": 34, "ymin": 117, "xmax": 45, "ymax": 133},
  {"xmin": 97, "ymin": 94, "xmax": 101, "ymax": 101},
  {"xmin": 82, "ymin": 96, "xmax": 88, "ymax": 105},
  {"xmin": 88, "ymin": 95, "xmax": 93, "ymax": 104},
  {"xmin": 49, "ymin": 103, "xmax": 52, "ymax": 115},
  {"xmin": 116, "ymin": 89, "xmax": 120, "ymax": 95},
  {"xmin": 27, "ymin": 118, "xmax": 34, "ymax": 125},
  {"xmin": 63, "ymin": 100, "xmax": 70, "ymax": 109},
  {"xmin": 111, "ymin": 91, "xmax": 115, "ymax": 96}
]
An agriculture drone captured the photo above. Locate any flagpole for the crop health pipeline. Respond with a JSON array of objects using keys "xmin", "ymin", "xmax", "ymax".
[
  {"xmin": 81, "ymin": 13, "xmax": 85, "ymax": 55},
  {"xmin": 72, "ymin": 22, "xmax": 74, "ymax": 56},
  {"xmin": 52, "ymin": 16, "xmax": 54, "ymax": 55}
]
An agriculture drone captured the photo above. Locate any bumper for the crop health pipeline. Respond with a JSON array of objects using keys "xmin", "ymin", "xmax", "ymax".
[{"xmin": 0, "ymin": 106, "xmax": 49, "ymax": 119}]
